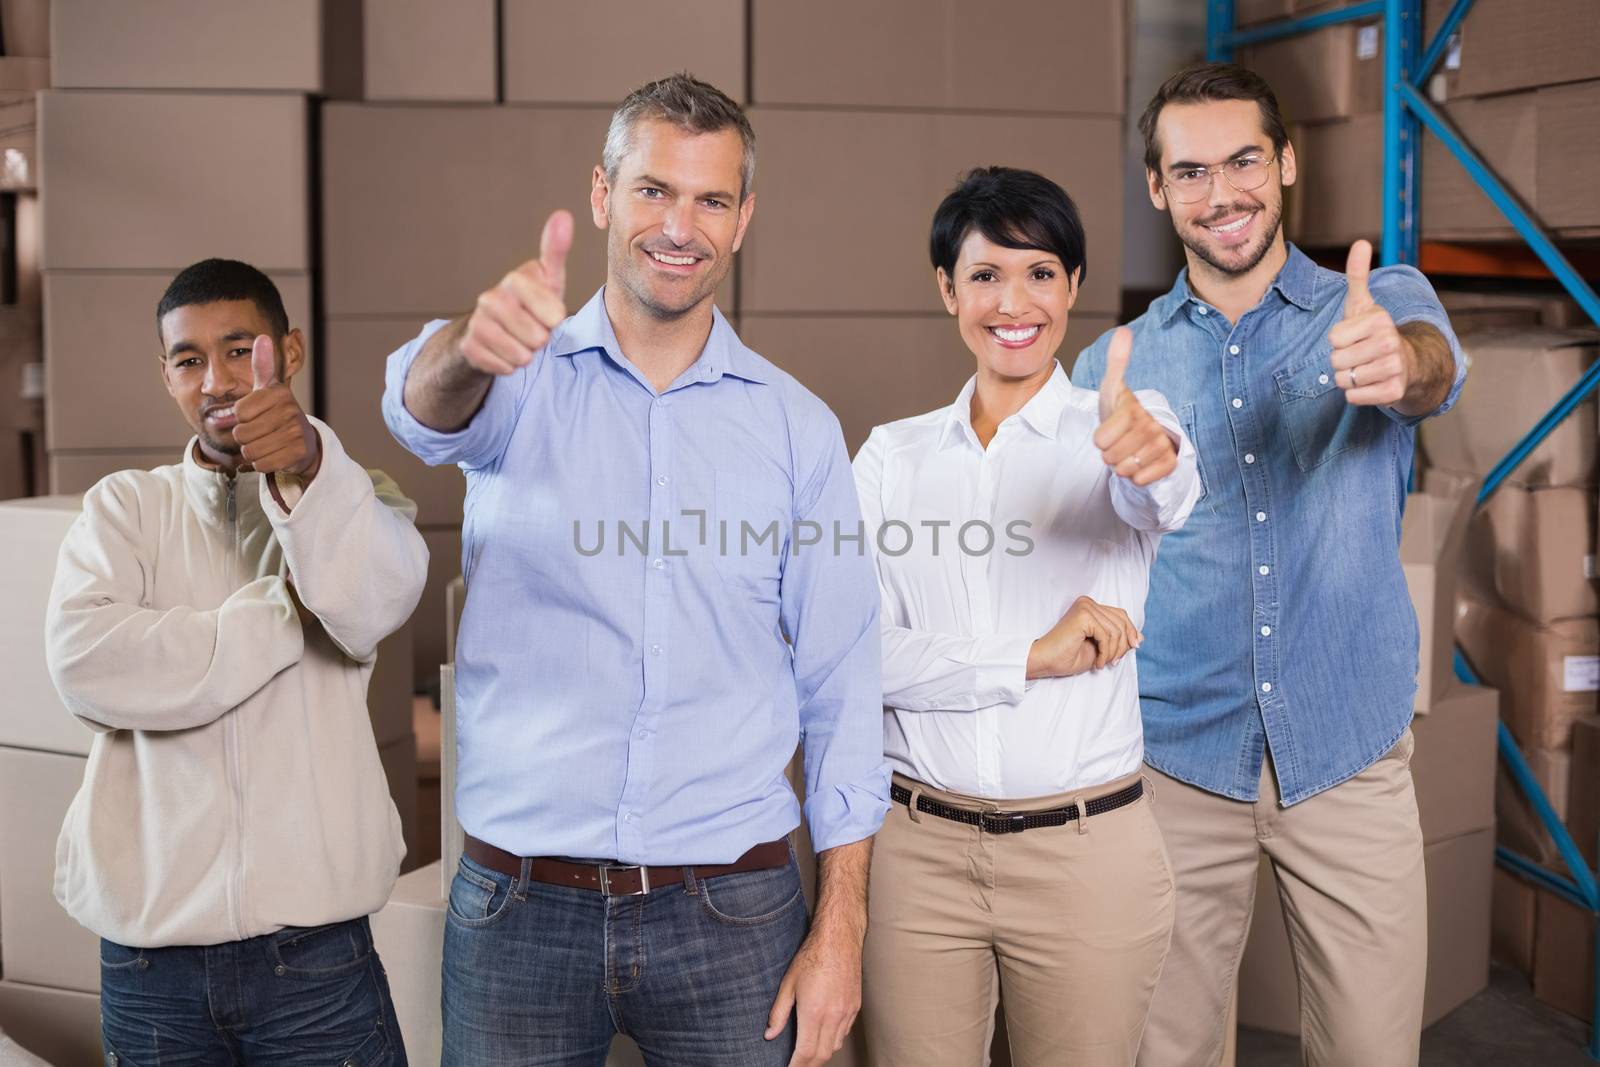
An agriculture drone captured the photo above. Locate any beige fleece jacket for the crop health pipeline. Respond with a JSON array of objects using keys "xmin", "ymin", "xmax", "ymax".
[{"xmin": 45, "ymin": 418, "xmax": 428, "ymax": 948}]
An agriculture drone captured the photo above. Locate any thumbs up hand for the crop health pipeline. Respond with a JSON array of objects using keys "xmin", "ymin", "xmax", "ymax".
[
  {"xmin": 1093, "ymin": 327, "xmax": 1177, "ymax": 487},
  {"xmin": 1328, "ymin": 239, "xmax": 1408, "ymax": 406},
  {"xmin": 232, "ymin": 334, "xmax": 321, "ymax": 481},
  {"xmin": 459, "ymin": 209, "xmax": 574, "ymax": 376}
]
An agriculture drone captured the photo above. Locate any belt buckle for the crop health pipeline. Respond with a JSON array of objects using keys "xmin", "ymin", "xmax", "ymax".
[{"xmin": 598, "ymin": 864, "xmax": 650, "ymax": 897}]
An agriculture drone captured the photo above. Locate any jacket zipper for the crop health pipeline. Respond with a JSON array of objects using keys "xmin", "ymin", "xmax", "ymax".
[{"xmin": 223, "ymin": 477, "xmax": 248, "ymax": 941}]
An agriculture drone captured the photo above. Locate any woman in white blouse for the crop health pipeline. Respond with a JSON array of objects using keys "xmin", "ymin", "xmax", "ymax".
[{"xmin": 853, "ymin": 167, "xmax": 1201, "ymax": 1066}]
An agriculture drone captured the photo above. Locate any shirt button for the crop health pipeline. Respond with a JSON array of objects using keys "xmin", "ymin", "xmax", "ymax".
[
  {"xmin": 1261, "ymin": 682, "xmax": 1272, "ymax": 693},
  {"xmin": 652, "ymin": 557, "xmax": 665, "ymax": 570},
  {"xmin": 1256, "ymin": 511, "xmax": 1266, "ymax": 522},
  {"xmin": 1261, "ymin": 625, "xmax": 1272, "ymax": 636},
  {"xmin": 624, "ymin": 812, "xmax": 636, "ymax": 823},
  {"xmin": 656, "ymin": 475, "xmax": 668, "ymax": 486},
  {"xmin": 1245, "ymin": 453, "xmax": 1256, "ymax": 464},
  {"xmin": 1232, "ymin": 398, "xmax": 1243, "ymax": 408},
  {"xmin": 1259, "ymin": 565, "xmax": 1270, "ymax": 576},
  {"xmin": 1319, "ymin": 373, "xmax": 1330, "ymax": 385},
  {"xmin": 637, "ymin": 729, "xmax": 650, "ymax": 740},
  {"xmin": 650, "ymin": 644, "xmax": 662, "ymax": 656},
  {"xmin": 1229, "ymin": 344, "xmax": 1241, "ymax": 355},
  {"xmin": 1198, "ymin": 306, "xmax": 1210, "ymax": 315}
]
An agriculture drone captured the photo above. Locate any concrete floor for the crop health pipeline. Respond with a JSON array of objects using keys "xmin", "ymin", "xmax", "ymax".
[{"xmin": 1238, "ymin": 962, "xmax": 1597, "ymax": 1066}]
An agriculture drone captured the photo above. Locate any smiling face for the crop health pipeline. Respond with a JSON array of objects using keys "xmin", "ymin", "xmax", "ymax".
[
  {"xmin": 590, "ymin": 118, "xmax": 754, "ymax": 321},
  {"xmin": 158, "ymin": 298, "xmax": 304, "ymax": 470},
  {"xmin": 1148, "ymin": 98, "xmax": 1296, "ymax": 277},
  {"xmin": 937, "ymin": 229, "xmax": 1079, "ymax": 383}
]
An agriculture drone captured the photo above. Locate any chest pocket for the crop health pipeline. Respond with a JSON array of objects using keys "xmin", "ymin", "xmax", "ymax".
[
  {"xmin": 1273, "ymin": 352, "xmax": 1382, "ymax": 472},
  {"xmin": 713, "ymin": 471, "xmax": 789, "ymax": 603}
]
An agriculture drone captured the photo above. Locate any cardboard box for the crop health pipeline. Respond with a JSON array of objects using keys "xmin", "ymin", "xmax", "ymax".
[
  {"xmin": 1463, "ymin": 484, "xmax": 1599, "ymax": 625},
  {"xmin": 1241, "ymin": 20, "xmax": 1383, "ymax": 124},
  {"xmin": 1538, "ymin": 80, "xmax": 1600, "ymax": 232},
  {"xmin": 1534, "ymin": 887, "xmax": 1600, "ymax": 1021},
  {"xmin": 0, "ymin": 980, "xmax": 103, "ymax": 1066},
  {"xmin": 363, "ymin": 0, "xmax": 495, "ymax": 102},
  {"xmin": 1495, "ymin": 743, "xmax": 1569, "ymax": 867},
  {"xmin": 740, "ymin": 313, "xmax": 1115, "ymax": 455},
  {"xmin": 0, "ymin": 0, "xmax": 49, "ymax": 57},
  {"xmin": 322, "ymin": 316, "xmax": 466, "ymax": 525},
  {"xmin": 40, "ymin": 91, "xmax": 309, "ymax": 271},
  {"xmin": 1419, "ymin": 329, "xmax": 1600, "ymax": 489},
  {"xmin": 1567, "ymin": 716, "xmax": 1600, "ymax": 867},
  {"xmin": 1411, "ymin": 683, "xmax": 1499, "ymax": 843},
  {"xmin": 505, "ymin": 0, "xmax": 743, "ymax": 105},
  {"xmin": 371, "ymin": 624, "xmax": 416, "ymax": 748},
  {"xmin": 1491, "ymin": 867, "xmax": 1539, "ymax": 977},
  {"xmin": 48, "ymin": 449, "xmax": 178, "ymax": 494},
  {"xmin": 1437, "ymin": 288, "xmax": 1583, "ymax": 334},
  {"xmin": 0, "ymin": 496, "xmax": 95, "ymax": 755},
  {"xmin": 45, "ymin": 271, "xmax": 314, "ymax": 452},
  {"xmin": 1456, "ymin": 594, "xmax": 1600, "ymax": 751},
  {"xmin": 1238, "ymin": 827, "xmax": 1492, "ymax": 1034},
  {"xmin": 1400, "ymin": 486, "xmax": 1480, "ymax": 712},
  {"xmin": 417, "ymin": 526, "xmax": 462, "ymax": 691},
  {"xmin": 752, "ymin": 0, "xmax": 1124, "ymax": 115},
  {"xmin": 0, "ymin": 746, "xmax": 98, "ymax": 993},
  {"xmin": 379, "ymin": 733, "xmax": 419, "ymax": 873},
  {"xmin": 1439, "ymin": 0, "xmax": 1600, "ymax": 100},
  {"xmin": 1286, "ymin": 113, "xmax": 1382, "ymax": 248},
  {"xmin": 740, "ymin": 109, "xmax": 1122, "ymax": 316},
  {"xmin": 1236, "ymin": 0, "xmax": 1294, "ymax": 27},
  {"xmin": 1421, "ymin": 91, "xmax": 1537, "ymax": 240},
  {"xmin": 51, "ymin": 0, "xmax": 324, "ymax": 91},
  {"xmin": 321, "ymin": 105, "xmax": 736, "ymax": 318}
]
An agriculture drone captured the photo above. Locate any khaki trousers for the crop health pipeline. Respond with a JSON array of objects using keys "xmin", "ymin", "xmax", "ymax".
[
  {"xmin": 862, "ymin": 771, "xmax": 1176, "ymax": 1066},
  {"xmin": 1137, "ymin": 732, "xmax": 1427, "ymax": 1067}
]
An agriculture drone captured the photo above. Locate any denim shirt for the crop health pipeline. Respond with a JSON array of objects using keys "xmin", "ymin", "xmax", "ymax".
[{"xmin": 1070, "ymin": 246, "xmax": 1466, "ymax": 804}]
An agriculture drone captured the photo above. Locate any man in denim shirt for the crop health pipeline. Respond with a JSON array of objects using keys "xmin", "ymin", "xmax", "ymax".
[{"xmin": 1072, "ymin": 64, "xmax": 1465, "ymax": 1066}]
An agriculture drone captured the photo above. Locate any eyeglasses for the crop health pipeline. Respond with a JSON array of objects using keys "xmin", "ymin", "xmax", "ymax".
[{"xmin": 1163, "ymin": 155, "xmax": 1277, "ymax": 204}]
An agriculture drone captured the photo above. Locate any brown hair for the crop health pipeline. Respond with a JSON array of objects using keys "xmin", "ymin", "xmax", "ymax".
[
  {"xmin": 1138, "ymin": 62, "xmax": 1289, "ymax": 174},
  {"xmin": 604, "ymin": 72, "xmax": 756, "ymax": 200}
]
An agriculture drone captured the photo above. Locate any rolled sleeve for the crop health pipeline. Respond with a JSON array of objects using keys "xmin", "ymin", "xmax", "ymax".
[
  {"xmin": 1371, "ymin": 267, "xmax": 1469, "ymax": 425},
  {"xmin": 381, "ymin": 318, "xmax": 530, "ymax": 470}
]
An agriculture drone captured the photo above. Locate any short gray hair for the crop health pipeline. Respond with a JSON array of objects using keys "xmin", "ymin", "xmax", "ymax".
[{"xmin": 603, "ymin": 73, "xmax": 756, "ymax": 200}]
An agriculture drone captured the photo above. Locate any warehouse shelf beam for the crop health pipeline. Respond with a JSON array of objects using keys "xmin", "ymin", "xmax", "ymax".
[{"xmin": 1211, "ymin": 0, "xmax": 1600, "ymax": 1054}]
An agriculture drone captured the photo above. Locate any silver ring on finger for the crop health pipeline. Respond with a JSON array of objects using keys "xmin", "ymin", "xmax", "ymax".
[
  {"xmin": 1131, "ymin": 452, "xmax": 1143, "ymax": 468},
  {"xmin": 1348, "ymin": 366, "xmax": 1359, "ymax": 388}
]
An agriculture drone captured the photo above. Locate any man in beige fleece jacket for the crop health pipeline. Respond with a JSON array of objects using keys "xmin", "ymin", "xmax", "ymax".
[{"xmin": 45, "ymin": 259, "xmax": 428, "ymax": 1066}]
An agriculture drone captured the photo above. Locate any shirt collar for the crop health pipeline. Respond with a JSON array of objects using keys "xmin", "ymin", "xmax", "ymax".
[
  {"xmin": 1157, "ymin": 241, "xmax": 1320, "ymax": 324},
  {"xmin": 549, "ymin": 287, "xmax": 770, "ymax": 386},
  {"xmin": 937, "ymin": 361, "xmax": 1070, "ymax": 450}
]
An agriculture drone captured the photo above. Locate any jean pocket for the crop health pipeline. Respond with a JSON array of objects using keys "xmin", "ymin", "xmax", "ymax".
[
  {"xmin": 99, "ymin": 940, "xmax": 147, "ymax": 972},
  {"xmin": 446, "ymin": 856, "xmax": 516, "ymax": 929},
  {"xmin": 267, "ymin": 919, "xmax": 373, "ymax": 980},
  {"xmin": 1273, "ymin": 352, "xmax": 1381, "ymax": 472},
  {"xmin": 698, "ymin": 858, "xmax": 805, "ymax": 927}
]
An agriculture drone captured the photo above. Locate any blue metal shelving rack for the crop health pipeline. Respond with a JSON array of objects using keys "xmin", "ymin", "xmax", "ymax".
[{"xmin": 1208, "ymin": 0, "xmax": 1600, "ymax": 1054}]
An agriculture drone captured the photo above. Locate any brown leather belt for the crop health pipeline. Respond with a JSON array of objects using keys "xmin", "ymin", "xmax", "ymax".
[{"xmin": 462, "ymin": 834, "xmax": 791, "ymax": 897}]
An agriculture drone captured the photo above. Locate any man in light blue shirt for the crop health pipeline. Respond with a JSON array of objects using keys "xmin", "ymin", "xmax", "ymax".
[
  {"xmin": 1072, "ymin": 65, "xmax": 1465, "ymax": 1066},
  {"xmin": 382, "ymin": 73, "xmax": 888, "ymax": 1067}
]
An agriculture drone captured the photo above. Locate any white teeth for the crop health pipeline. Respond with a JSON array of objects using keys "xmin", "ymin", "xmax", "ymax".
[
  {"xmin": 650, "ymin": 251, "xmax": 696, "ymax": 266},
  {"xmin": 991, "ymin": 325, "xmax": 1040, "ymax": 343},
  {"xmin": 1208, "ymin": 215, "xmax": 1251, "ymax": 233},
  {"xmin": 208, "ymin": 406, "xmax": 234, "ymax": 419}
]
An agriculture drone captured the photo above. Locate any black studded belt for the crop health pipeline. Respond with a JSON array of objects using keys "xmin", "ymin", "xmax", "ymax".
[{"xmin": 889, "ymin": 779, "xmax": 1143, "ymax": 834}]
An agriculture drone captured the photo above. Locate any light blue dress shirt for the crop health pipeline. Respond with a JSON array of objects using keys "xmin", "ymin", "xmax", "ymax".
[
  {"xmin": 383, "ymin": 289, "xmax": 890, "ymax": 863},
  {"xmin": 1071, "ymin": 246, "xmax": 1467, "ymax": 805}
]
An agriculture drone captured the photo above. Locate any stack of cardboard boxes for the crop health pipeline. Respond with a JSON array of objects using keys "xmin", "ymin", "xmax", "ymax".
[
  {"xmin": 1237, "ymin": 479, "xmax": 1503, "ymax": 1034},
  {"xmin": 1422, "ymin": 0, "xmax": 1600, "ymax": 242},
  {"xmin": 1418, "ymin": 300, "xmax": 1600, "ymax": 1019}
]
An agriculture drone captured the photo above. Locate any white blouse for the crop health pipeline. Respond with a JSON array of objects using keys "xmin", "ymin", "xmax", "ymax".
[{"xmin": 852, "ymin": 361, "xmax": 1200, "ymax": 799}]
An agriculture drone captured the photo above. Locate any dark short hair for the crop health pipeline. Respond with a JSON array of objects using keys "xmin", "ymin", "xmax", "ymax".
[
  {"xmin": 604, "ymin": 72, "xmax": 756, "ymax": 200},
  {"xmin": 155, "ymin": 259, "xmax": 289, "ymax": 342},
  {"xmin": 1138, "ymin": 62, "xmax": 1289, "ymax": 174},
  {"xmin": 929, "ymin": 167, "xmax": 1087, "ymax": 285}
]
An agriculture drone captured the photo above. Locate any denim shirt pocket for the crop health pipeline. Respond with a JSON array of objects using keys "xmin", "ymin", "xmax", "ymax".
[{"xmin": 1273, "ymin": 351, "xmax": 1380, "ymax": 472}]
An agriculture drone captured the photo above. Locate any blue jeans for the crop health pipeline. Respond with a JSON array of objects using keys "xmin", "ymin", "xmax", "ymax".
[
  {"xmin": 99, "ymin": 916, "xmax": 406, "ymax": 1066},
  {"xmin": 442, "ymin": 850, "xmax": 809, "ymax": 1066}
]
